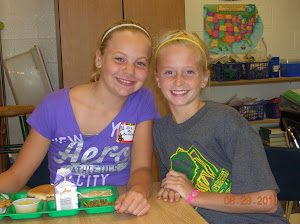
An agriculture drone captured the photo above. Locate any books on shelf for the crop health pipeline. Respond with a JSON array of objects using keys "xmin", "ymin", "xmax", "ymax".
[
  {"xmin": 259, "ymin": 127, "xmax": 285, "ymax": 135},
  {"xmin": 262, "ymin": 139, "xmax": 288, "ymax": 147},
  {"xmin": 259, "ymin": 132, "xmax": 285, "ymax": 139},
  {"xmin": 262, "ymin": 136, "xmax": 286, "ymax": 143},
  {"xmin": 259, "ymin": 127, "xmax": 288, "ymax": 147}
]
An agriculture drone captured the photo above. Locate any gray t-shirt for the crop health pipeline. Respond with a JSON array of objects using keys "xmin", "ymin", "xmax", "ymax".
[{"xmin": 153, "ymin": 101, "xmax": 289, "ymax": 224}]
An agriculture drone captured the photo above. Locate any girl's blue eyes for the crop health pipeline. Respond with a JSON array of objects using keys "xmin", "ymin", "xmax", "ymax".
[
  {"xmin": 115, "ymin": 58, "xmax": 146, "ymax": 66},
  {"xmin": 186, "ymin": 70, "xmax": 194, "ymax": 74},
  {"xmin": 115, "ymin": 58, "xmax": 124, "ymax": 62},
  {"xmin": 137, "ymin": 62, "xmax": 146, "ymax": 66},
  {"xmin": 164, "ymin": 71, "xmax": 195, "ymax": 75}
]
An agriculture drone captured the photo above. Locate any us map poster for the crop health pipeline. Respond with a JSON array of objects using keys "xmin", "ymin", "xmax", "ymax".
[{"xmin": 204, "ymin": 4, "xmax": 264, "ymax": 54}]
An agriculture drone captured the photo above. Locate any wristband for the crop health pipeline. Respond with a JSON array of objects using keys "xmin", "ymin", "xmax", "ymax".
[{"xmin": 186, "ymin": 190, "xmax": 200, "ymax": 207}]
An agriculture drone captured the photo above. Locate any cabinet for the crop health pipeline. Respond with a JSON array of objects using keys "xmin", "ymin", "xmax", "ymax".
[
  {"xmin": 55, "ymin": 0, "xmax": 185, "ymax": 117},
  {"xmin": 55, "ymin": 0, "xmax": 185, "ymax": 181}
]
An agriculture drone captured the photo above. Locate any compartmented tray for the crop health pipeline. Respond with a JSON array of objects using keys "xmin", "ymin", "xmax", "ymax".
[{"xmin": 0, "ymin": 185, "xmax": 118, "ymax": 220}]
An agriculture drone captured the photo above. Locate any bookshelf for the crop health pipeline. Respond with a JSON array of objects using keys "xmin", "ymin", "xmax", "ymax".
[
  {"xmin": 210, "ymin": 77, "xmax": 300, "ymax": 87},
  {"xmin": 249, "ymin": 118, "xmax": 280, "ymax": 124},
  {"xmin": 211, "ymin": 77, "xmax": 300, "ymax": 125}
]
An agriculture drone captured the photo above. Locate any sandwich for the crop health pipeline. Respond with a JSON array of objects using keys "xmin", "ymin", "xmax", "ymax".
[{"xmin": 27, "ymin": 184, "xmax": 55, "ymax": 201}]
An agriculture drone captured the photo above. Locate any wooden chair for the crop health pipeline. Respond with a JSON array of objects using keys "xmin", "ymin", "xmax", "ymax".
[
  {"xmin": 265, "ymin": 146, "xmax": 300, "ymax": 221},
  {"xmin": 0, "ymin": 105, "xmax": 50, "ymax": 188},
  {"xmin": 0, "ymin": 105, "xmax": 36, "ymax": 154}
]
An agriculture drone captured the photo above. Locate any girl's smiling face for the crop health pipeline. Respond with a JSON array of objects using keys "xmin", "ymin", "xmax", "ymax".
[
  {"xmin": 96, "ymin": 30, "xmax": 151, "ymax": 98},
  {"xmin": 155, "ymin": 44, "xmax": 209, "ymax": 109}
]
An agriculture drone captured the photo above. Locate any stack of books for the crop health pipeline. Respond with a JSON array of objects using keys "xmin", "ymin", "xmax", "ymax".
[{"xmin": 259, "ymin": 127, "xmax": 288, "ymax": 147}]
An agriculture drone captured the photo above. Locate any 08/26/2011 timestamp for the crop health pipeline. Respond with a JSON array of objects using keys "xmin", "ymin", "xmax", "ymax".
[{"xmin": 224, "ymin": 196, "xmax": 278, "ymax": 205}]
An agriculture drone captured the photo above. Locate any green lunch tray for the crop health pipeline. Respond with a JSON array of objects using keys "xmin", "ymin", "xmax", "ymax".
[{"xmin": 0, "ymin": 185, "xmax": 119, "ymax": 220}]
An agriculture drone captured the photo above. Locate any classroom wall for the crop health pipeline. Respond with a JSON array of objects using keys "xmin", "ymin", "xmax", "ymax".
[
  {"xmin": 186, "ymin": 0, "xmax": 300, "ymax": 59},
  {"xmin": 185, "ymin": 0, "xmax": 300, "ymax": 103},
  {"xmin": 0, "ymin": 0, "xmax": 300, "ymax": 144}
]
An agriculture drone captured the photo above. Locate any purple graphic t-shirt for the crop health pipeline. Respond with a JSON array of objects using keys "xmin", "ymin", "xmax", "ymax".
[{"xmin": 27, "ymin": 87, "xmax": 160, "ymax": 187}]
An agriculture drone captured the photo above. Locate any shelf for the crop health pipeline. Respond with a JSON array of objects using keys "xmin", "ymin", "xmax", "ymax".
[
  {"xmin": 210, "ymin": 77, "xmax": 300, "ymax": 87},
  {"xmin": 249, "ymin": 118, "xmax": 280, "ymax": 124}
]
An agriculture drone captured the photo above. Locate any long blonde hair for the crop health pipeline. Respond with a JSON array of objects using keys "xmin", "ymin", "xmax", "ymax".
[{"xmin": 89, "ymin": 20, "xmax": 152, "ymax": 83}]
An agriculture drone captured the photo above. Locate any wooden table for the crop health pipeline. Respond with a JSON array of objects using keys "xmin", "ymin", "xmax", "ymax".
[{"xmin": 3, "ymin": 182, "xmax": 208, "ymax": 224}]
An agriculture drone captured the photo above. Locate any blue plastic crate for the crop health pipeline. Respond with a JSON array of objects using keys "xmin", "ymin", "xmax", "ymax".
[
  {"xmin": 245, "ymin": 62, "xmax": 271, "ymax": 79},
  {"xmin": 211, "ymin": 63, "xmax": 241, "ymax": 81},
  {"xmin": 280, "ymin": 63, "xmax": 300, "ymax": 77},
  {"xmin": 265, "ymin": 102, "xmax": 280, "ymax": 119},
  {"xmin": 270, "ymin": 57, "xmax": 280, "ymax": 78},
  {"xmin": 232, "ymin": 102, "xmax": 265, "ymax": 121}
]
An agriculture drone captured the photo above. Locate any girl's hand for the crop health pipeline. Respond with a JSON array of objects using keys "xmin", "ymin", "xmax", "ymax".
[
  {"xmin": 161, "ymin": 170, "xmax": 196, "ymax": 200},
  {"xmin": 157, "ymin": 187, "xmax": 180, "ymax": 202},
  {"xmin": 114, "ymin": 190, "xmax": 150, "ymax": 216}
]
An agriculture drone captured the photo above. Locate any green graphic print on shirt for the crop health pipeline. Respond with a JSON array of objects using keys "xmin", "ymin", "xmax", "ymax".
[{"xmin": 170, "ymin": 145, "xmax": 231, "ymax": 193}]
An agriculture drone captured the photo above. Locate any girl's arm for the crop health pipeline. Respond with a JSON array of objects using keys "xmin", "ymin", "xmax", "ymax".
[
  {"xmin": 127, "ymin": 119, "xmax": 153, "ymax": 196},
  {"xmin": 0, "ymin": 128, "xmax": 50, "ymax": 192},
  {"xmin": 161, "ymin": 170, "xmax": 278, "ymax": 214},
  {"xmin": 114, "ymin": 119, "xmax": 153, "ymax": 216}
]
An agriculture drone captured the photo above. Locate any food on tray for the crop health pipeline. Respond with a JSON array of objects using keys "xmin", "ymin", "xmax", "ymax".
[
  {"xmin": 17, "ymin": 200, "xmax": 37, "ymax": 205},
  {"xmin": 27, "ymin": 184, "xmax": 55, "ymax": 201},
  {"xmin": 0, "ymin": 199, "xmax": 12, "ymax": 208},
  {"xmin": 79, "ymin": 189, "xmax": 113, "ymax": 198},
  {"xmin": 13, "ymin": 198, "xmax": 39, "ymax": 214},
  {"xmin": 83, "ymin": 198, "xmax": 115, "ymax": 208}
]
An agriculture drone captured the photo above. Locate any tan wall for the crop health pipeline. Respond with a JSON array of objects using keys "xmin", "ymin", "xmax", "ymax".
[
  {"xmin": 185, "ymin": 0, "xmax": 300, "ymax": 59},
  {"xmin": 185, "ymin": 1, "xmax": 300, "ymax": 128}
]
